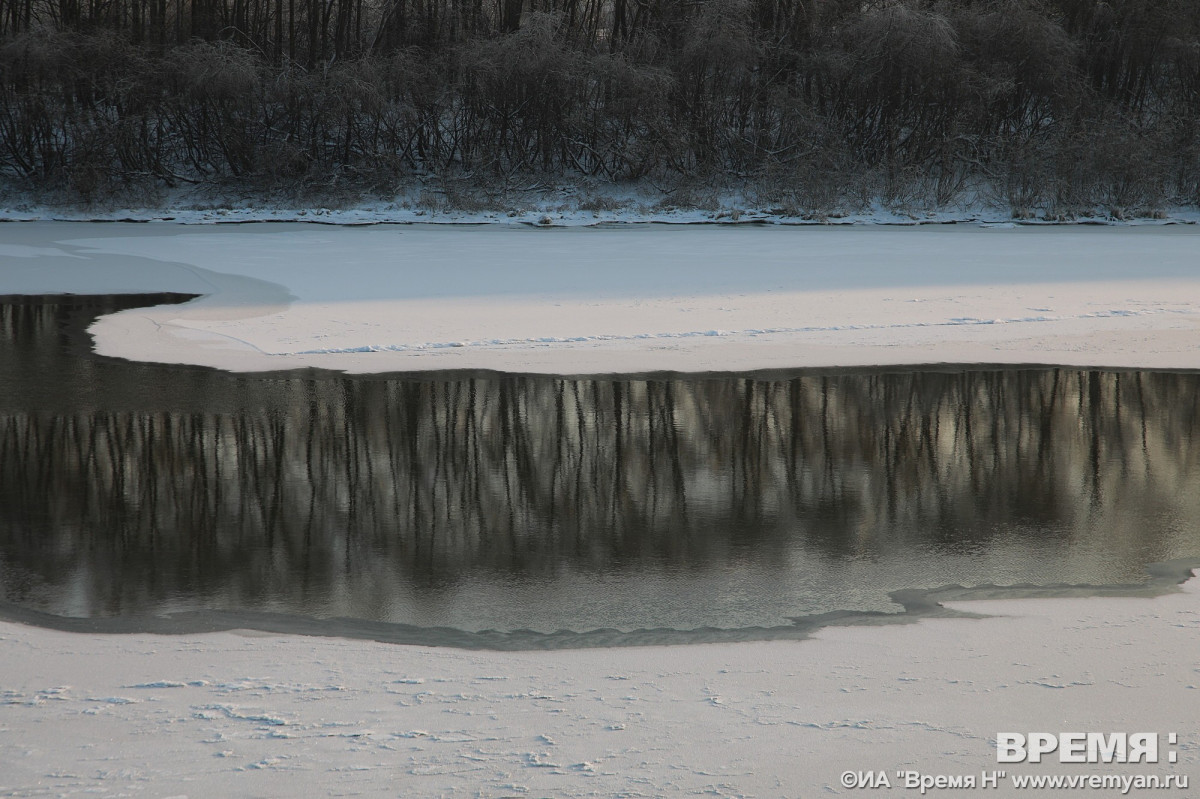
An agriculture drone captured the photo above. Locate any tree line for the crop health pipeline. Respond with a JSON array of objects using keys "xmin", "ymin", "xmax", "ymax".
[{"xmin": 1, "ymin": 0, "xmax": 1198, "ymax": 214}]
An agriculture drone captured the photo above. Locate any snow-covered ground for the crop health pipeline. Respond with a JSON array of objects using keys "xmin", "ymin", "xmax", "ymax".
[
  {"xmin": 3, "ymin": 194, "xmax": 1200, "ymax": 228},
  {"xmin": 2, "ymin": 579, "xmax": 1197, "ymax": 797},
  {"xmin": 4, "ymin": 221, "xmax": 1200, "ymax": 373},
  {"xmin": 1, "ymin": 220, "xmax": 1199, "ymax": 796}
]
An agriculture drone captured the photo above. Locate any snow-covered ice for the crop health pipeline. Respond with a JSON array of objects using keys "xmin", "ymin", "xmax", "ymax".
[
  {"xmin": 1, "ymin": 579, "xmax": 1197, "ymax": 796},
  {"xmin": 4, "ymin": 221, "xmax": 1200, "ymax": 374}
]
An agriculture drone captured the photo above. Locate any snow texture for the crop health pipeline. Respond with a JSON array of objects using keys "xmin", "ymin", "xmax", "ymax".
[{"xmin": 1, "ymin": 581, "xmax": 1197, "ymax": 797}]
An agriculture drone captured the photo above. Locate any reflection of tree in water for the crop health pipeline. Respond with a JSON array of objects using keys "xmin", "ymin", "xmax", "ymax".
[{"xmin": 1, "ymin": 296, "xmax": 1199, "ymax": 618}]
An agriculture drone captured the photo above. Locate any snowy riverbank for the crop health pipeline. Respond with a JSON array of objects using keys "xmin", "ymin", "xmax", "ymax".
[{"xmin": 3, "ymin": 195, "xmax": 1200, "ymax": 228}]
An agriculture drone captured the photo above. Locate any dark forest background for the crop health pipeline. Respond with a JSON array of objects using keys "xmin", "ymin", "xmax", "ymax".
[{"xmin": 1, "ymin": 0, "xmax": 1198, "ymax": 214}]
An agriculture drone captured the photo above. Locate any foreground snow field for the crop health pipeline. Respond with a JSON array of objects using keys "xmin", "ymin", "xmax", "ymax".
[
  {"xmin": 2, "ymin": 579, "xmax": 1197, "ymax": 797},
  {"xmin": 1, "ymin": 221, "xmax": 1198, "ymax": 797},
  {"xmin": 2, "ymin": 221, "xmax": 1200, "ymax": 373}
]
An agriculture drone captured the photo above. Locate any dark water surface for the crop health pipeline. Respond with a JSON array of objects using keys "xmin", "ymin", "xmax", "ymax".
[{"xmin": 2, "ymin": 294, "xmax": 1199, "ymax": 644}]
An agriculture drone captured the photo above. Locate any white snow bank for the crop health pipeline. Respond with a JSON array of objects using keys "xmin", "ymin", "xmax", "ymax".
[
  {"xmin": 3, "ymin": 221, "xmax": 1200, "ymax": 373},
  {"xmin": 1, "ymin": 577, "xmax": 1196, "ymax": 797},
  {"xmin": 2, "ymin": 195, "xmax": 1199, "ymax": 228}
]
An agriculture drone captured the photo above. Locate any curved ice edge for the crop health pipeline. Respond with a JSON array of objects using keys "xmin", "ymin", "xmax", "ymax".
[{"xmin": 1, "ymin": 558, "xmax": 1195, "ymax": 651}]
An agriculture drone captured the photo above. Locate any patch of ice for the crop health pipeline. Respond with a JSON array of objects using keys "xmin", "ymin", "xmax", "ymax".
[
  {"xmin": 196, "ymin": 704, "xmax": 290, "ymax": 726},
  {"xmin": 126, "ymin": 681, "xmax": 188, "ymax": 689},
  {"xmin": 524, "ymin": 751, "xmax": 561, "ymax": 768}
]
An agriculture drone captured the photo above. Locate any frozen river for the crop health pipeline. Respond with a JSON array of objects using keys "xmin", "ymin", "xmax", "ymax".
[
  {"xmin": 4, "ymin": 221, "xmax": 1200, "ymax": 373},
  {"xmin": 2, "ymin": 222, "xmax": 1199, "ymax": 797}
]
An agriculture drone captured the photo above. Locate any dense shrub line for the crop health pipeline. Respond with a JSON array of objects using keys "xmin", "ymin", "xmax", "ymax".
[{"xmin": 1, "ymin": 0, "xmax": 1198, "ymax": 213}]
